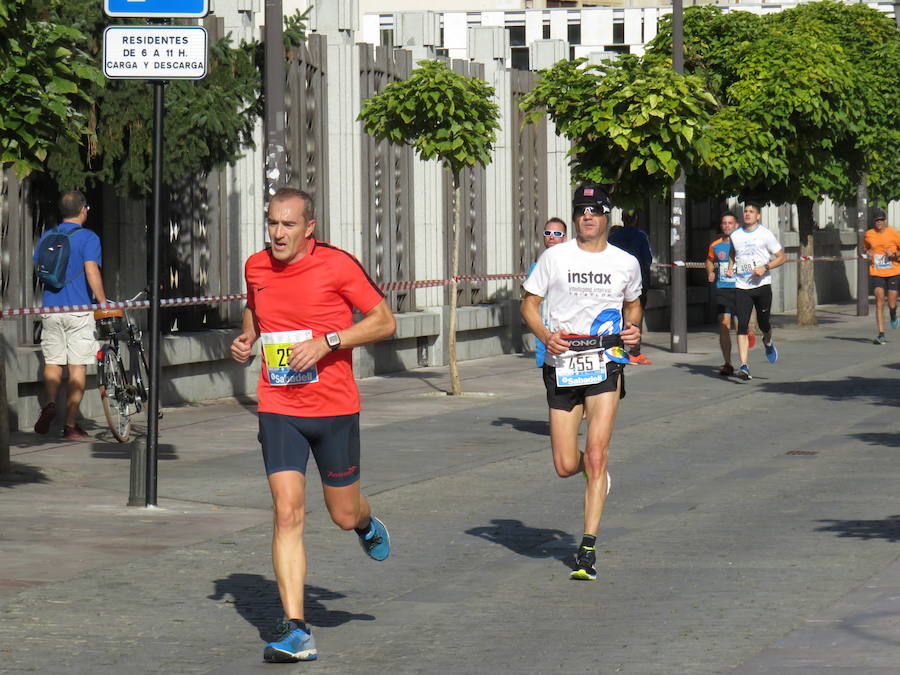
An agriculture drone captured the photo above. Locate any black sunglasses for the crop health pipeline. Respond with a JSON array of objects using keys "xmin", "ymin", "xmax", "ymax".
[{"xmin": 543, "ymin": 230, "xmax": 565, "ymax": 237}]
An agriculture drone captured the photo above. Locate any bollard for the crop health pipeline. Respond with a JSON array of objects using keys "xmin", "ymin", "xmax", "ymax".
[{"xmin": 128, "ymin": 432, "xmax": 147, "ymax": 506}]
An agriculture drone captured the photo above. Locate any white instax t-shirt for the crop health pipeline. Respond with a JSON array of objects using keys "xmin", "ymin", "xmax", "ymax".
[
  {"xmin": 524, "ymin": 239, "xmax": 642, "ymax": 368},
  {"xmin": 730, "ymin": 224, "xmax": 783, "ymax": 290}
]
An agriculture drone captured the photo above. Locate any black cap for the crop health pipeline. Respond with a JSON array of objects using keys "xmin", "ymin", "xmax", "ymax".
[
  {"xmin": 871, "ymin": 207, "xmax": 887, "ymax": 222},
  {"xmin": 572, "ymin": 184, "xmax": 612, "ymax": 214}
]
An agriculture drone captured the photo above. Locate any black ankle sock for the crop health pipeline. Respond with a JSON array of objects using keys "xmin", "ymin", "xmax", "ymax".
[
  {"xmin": 354, "ymin": 520, "xmax": 372, "ymax": 538},
  {"xmin": 580, "ymin": 534, "xmax": 596, "ymax": 549},
  {"xmin": 287, "ymin": 619, "xmax": 310, "ymax": 633}
]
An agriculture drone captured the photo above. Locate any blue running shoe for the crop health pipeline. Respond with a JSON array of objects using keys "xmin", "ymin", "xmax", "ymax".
[
  {"xmin": 263, "ymin": 620, "xmax": 317, "ymax": 662},
  {"xmin": 737, "ymin": 365, "xmax": 752, "ymax": 381},
  {"xmin": 891, "ymin": 315, "xmax": 899, "ymax": 329},
  {"xmin": 764, "ymin": 341, "xmax": 778, "ymax": 364},
  {"xmin": 359, "ymin": 515, "xmax": 390, "ymax": 561}
]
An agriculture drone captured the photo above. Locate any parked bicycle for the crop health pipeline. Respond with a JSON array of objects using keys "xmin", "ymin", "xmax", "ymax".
[{"xmin": 94, "ymin": 291, "xmax": 151, "ymax": 442}]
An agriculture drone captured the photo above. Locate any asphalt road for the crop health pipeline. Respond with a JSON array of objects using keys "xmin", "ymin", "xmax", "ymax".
[{"xmin": 2, "ymin": 304, "xmax": 900, "ymax": 674}]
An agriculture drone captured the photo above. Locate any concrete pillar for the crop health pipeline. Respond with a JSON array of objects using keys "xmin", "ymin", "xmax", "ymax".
[
  {"xmin": 468, "ymin": 27, "xmax": 513, "ymax": 301},
  {"xmin": 530, "ymin": 40, "xmax": 570, "ymax": 222},
  {"xmin": 311, "ymin": 0, "xmax": 363, "ymax": 258}
]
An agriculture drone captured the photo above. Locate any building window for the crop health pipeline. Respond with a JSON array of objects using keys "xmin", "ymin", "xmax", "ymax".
[
  {"xmin": 508, "ymin": 25, "xmax": 526, "ymax": 47},
  {"xmin": 612, "ymin": 21, "xmax": 624, "ymax": 44},
  {"xmin": 511, "ymin": 47, "xmax": 530, "ymax": 70},
  {"xmin": 380, "ymin": 29, "xmax": 393, "ymax": 47},
  {"xmin": 567, "ymin": 23, "xmax": 581, "ymax": 45},
  {"xmin": 542, "ymin": 22, "xmax": 550, "ymax": 39}
]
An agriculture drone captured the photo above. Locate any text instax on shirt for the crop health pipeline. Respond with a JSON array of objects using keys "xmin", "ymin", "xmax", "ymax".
[{"xmin": 523, "ymin": 239, "xmax": 642, "ymax": 368}]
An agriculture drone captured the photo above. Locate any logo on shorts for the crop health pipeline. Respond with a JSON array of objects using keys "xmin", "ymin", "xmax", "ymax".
[{"xmin": 327, "ymin": 465, "xmax": 358, "ymax": 478}]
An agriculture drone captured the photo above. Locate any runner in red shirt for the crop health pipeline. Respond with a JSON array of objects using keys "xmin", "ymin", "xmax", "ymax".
[{"xmin": 231, "ymin": 187, "xmax": 396, "ymax": 663}]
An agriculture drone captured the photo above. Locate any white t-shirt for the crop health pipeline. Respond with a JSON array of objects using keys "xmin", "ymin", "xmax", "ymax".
[
  {"xmin": 523, "ymin": 239, "xmax": 642, "ymax": 367},
  {"xmin": 730, "ymin": 224, "xmax": 783, "ymax": 290}
]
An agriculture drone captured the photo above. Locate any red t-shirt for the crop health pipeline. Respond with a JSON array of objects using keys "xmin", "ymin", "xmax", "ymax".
[{"xmin": 245, "ymin": 240, "xmax": 384, "ymax": 417}]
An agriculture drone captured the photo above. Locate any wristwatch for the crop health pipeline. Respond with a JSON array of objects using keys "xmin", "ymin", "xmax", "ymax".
[{"xmin": 325, "ymin": 331, "xmax": 341, "ymax": 351}]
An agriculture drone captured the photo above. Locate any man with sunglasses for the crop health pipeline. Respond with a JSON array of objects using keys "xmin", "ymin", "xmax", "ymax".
[
  {"xmin": 526, "ymin": 218, "xmax": 568, "ymax": 367},
  {"xmin": 521, "ymin": 184, "xmax": 642, "ymax": 581}
]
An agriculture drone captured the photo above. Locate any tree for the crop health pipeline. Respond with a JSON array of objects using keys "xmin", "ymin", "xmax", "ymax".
[
  {"xmin": 525, "ymin": 1, "xmax": 900, "ymax": 326},
  {"xmin": 359, "ymin": 59, "xmax": 500, "ymax": 395},
  {"xmin": 0, "ymin": 0, "xmax": 102, "ymax": 179},
  {"xmin": 520, "ymin": 55, "xmax": 717, "ymax": 212},
  {"xmin": 40, "ymin": 1, "xmax": 307, "ymax": 197},
  {"xmin": 649, "ymin": 2, "xmax": 900, "ymax": 325}
]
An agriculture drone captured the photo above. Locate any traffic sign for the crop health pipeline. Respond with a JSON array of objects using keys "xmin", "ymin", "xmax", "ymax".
[
  {"xmin": 103, "ymin": 26, "xmax": 207, "ymax": 80},
  {"xmin": 104, "ymin": 0, "xmax": 209, "ymax": 19}
]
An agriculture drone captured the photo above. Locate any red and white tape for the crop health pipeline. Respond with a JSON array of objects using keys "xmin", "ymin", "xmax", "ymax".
[{"xmin": 0, "ymin": 256, "xmax": 874, "ymax": 318}]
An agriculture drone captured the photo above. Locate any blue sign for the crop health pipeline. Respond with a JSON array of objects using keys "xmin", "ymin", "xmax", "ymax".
[{"xmin": 104, "ymin": 0, "xmax": 209, "ymax": 18}]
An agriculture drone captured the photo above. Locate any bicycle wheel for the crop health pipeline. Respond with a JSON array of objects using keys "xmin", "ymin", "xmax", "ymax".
[{"xmin": 99, "ymin": 347, "xmax": 132, "ymax": 442}]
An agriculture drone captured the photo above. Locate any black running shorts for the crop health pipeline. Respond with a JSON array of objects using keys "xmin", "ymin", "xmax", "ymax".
[
  {"xmin": 870, "ymin": 275, "xmax": 899, "ymax": 293},
  {"xmin": 542, "ymin": 363, "xmax": 625, "ymax": 412},
  {"xmin": 258, "ymin": 412, "xmax": 361, "ymax": 487},
  {"xmin": 715, "ymin": 287, "xmax": 737, "ymax": 316}
]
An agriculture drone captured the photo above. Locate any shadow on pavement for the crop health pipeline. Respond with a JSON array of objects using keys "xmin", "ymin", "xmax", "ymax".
[
  {"xmin": 671, "ymin": 362, "xmax": 744, "ymax": 382},
  {"xmin": 0, "ymin": 462, "xmax": 49, "ymax": 488},
  {"xmin": 208, "ymin": 573, "xmax": 374, "ymax": 639},
  {"xmin": 466, "ymin": 518, "xmax": 576, "ymax": 568},
  {"xmin": 90, "ymin": 441, "xmax": 178, "ymax": 461},
  {"xmin": 490, "ymin": 417, "xmax": 549, "ymax": 436},
  {"xmin": 850, "ymin": 431, "xmax": 900, "ymax": 448},
  {"xmin": 824, "ymin": 335, "xmax": 881, "ymax": 344},
  {"xmin": 816, "ymin": 515, "xmax": 900, "ymax": 542},
  {"xmin": 759, "ymin": 376, "xmax": 900, "ymax": 406}
]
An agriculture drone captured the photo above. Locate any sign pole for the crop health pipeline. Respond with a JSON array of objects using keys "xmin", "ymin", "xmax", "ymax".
[
  {"xmin": 670, "ymin": 0, "xmax": 688, "ymax": 353},
  {"xmin": 146, "ymin": 79, "xmax": 164, "ymax": 507}
]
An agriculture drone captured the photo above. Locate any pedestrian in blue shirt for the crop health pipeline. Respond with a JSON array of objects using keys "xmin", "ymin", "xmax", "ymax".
[{"xmin": 32, "ymin": 191, "xmax": 108, "ymax": 439}]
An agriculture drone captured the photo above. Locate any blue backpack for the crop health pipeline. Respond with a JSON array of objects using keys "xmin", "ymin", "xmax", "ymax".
[{"xmin": 35, "ymin": 227, "xmax": 82, "ymax": 290}]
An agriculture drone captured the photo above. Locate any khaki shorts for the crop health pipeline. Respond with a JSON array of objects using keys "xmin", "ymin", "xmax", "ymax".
[{"xmin": 40, "ymin": 313, "xmax": 98, "ymax": 366}]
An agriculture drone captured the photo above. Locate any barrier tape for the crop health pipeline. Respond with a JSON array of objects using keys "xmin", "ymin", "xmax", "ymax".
[{"xmin": 0, "ymin": 254, "xmax": 875, "ymax": 318}]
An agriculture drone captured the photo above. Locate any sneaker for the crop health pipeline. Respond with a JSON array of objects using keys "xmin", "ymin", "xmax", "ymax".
[
  {"xmin": 737, "ymin": 365, "xmax": 752, "ymax": 381},
  {"xmin": 359, "ymin": 515, "xmax": 390, "ymax": 561},
  {"xmin": 718, "ymin": 364, "xmax": 734, "ymax": 377},
  {"xmin": 62, "ymin": 424, "xmax": 91, "ymax": 440},
  {"xmin": 748, "ymin": 331, "xmax": 757, "ymax": 349},
  {"xmin": 570, "ymin": 546, "xmax": 597, "ymax": 581},
  {"xmin": 891, "ymin": 315, "xmax": 899, "ymax": 329},
  {"xmin": 263, "ymin": 620, "xmax": 317, "ymax": 663},
  {"xmin": 628, "ymin": 353, "xmax": 652, "ymax": 365},
  {"xmin": 34, "ymin": 402, "xmax": 57, "ymax": 435},
  {"xmin": 874, "ymin": 334, "xmax": 887, "ymax": 345},
  {"xmin": 764, "ymin": 341, "xmax": 778, "ymax": 363}
]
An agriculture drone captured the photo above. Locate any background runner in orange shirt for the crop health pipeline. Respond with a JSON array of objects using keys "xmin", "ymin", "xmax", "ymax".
[{"xmin": 863, "ymin": 207, "xmax": 900, "ymax": 344}]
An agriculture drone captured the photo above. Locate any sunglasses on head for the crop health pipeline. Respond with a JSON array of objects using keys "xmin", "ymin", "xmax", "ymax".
[{"xmin": 543, "ymin": 230, "xmax": 565, "ymax": 237}]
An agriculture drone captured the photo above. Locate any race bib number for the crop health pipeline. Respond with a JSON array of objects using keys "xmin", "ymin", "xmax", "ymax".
[
  {"xmin": 556, "ymin": 348, "xmax": 607, "ymax": 387},
  {"xmin": 735, "ymin": 260, "xmax": 756, "ymax": 277},
  {"xmin": 717, "ymin": 263, "xmax": 733, "ymax": 283},
  {"xmin": 873, "ymin": 253, "xmax": 892, "ymax": 270},
  {"xmin": 260, "ymin": 330, "xmax": 318, "ymax": 386}
]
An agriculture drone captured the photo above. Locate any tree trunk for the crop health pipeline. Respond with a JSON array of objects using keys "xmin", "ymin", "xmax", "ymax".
[
  {"xmin": 796, "ymin": 196, "xmax": 818, "ymax": 326},
  {"xmin": 448, "ymin": 173, "xmax": 462, "ymax": 396}
]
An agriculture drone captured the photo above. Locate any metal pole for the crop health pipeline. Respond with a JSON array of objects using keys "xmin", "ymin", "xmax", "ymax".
[
  {"xmin": 670, "ymin": 0, "xmax": 688, "ymax": 353},
  {"xmin": 146, "ymin": 80, "xmax": 164, "ymax": 507},
  {"xmin": 856, "ymin": 173, "xmax": 869, "ymax": 317},
  {"xmin": 264, "ymin": 0, "xmax": 287, "ymax": 200}
]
